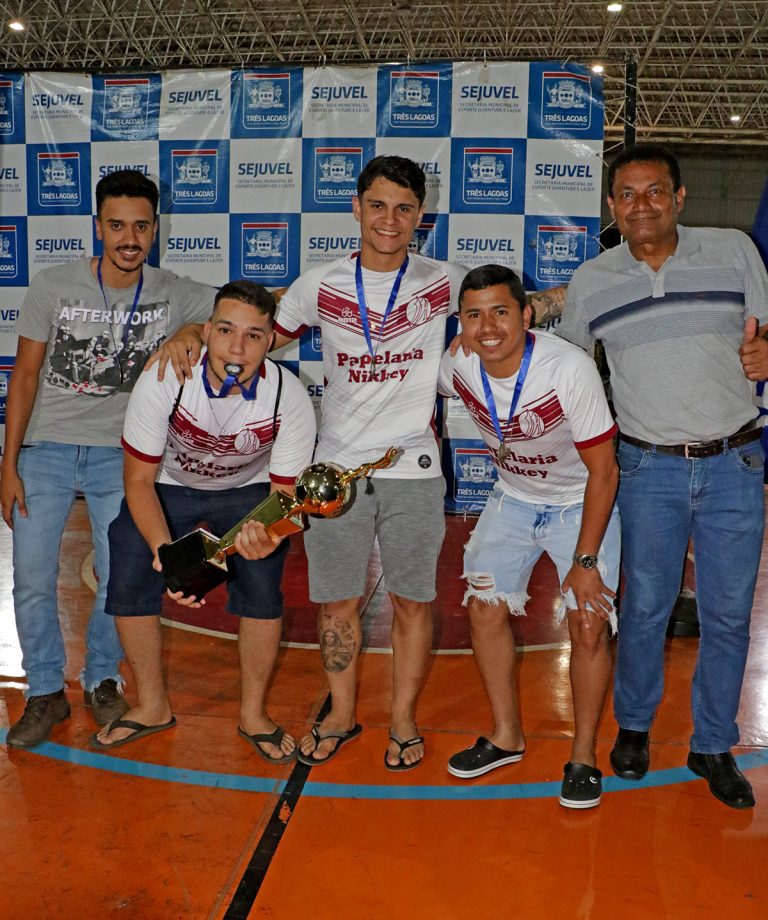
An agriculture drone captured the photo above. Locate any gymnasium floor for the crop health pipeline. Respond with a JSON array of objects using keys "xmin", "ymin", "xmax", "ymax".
[{"xmin": 1, "ymin": 500, "xmax": 767, "ymax": 919}]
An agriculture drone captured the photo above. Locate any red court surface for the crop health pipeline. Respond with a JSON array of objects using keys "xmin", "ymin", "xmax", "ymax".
[{"xmin": 1, "ymin": 502, "xmax": 767, "ymax": 919}]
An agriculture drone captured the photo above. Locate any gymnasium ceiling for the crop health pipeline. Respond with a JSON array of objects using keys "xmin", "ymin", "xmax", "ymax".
[{"xmin": 1, "ymin": 0, "xmax": 767, "ymax": 146}]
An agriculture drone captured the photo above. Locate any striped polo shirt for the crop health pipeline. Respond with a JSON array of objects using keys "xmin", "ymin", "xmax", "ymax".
[{"xmin": 558, "ymin": 225, "xmax": 768, "ymax": 444}]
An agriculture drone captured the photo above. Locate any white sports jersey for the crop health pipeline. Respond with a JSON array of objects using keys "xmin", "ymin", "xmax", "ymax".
[
  {"xmin": 122, "ymin": 354, "xmax": 316, "ymax": 490},
  {"xmin": 438, "ymin": 331, "xmax": 617, "ymax": 504},
  {"xmin": 276, "ymin": 253, "xmax": 466, "ymax": 478}
]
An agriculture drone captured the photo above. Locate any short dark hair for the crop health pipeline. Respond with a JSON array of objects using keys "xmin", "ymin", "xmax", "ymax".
[
  {"xmin": 357, "ymin": 155, "xmax": 426, "ymax": 206},
  {"xmin": 459, "ymin": 264, "xmax": 527, "ymax": 311},
  {"xmin": 607, "ymin": 143, "xmax": 682, "ymax": 196},
  {"xmin": 95, "ymin": 169, "xmax": 159, "ymax": 216},
  {"xmin": 213, "ymin": 280, "xmax": 276, "ymax": 325}
]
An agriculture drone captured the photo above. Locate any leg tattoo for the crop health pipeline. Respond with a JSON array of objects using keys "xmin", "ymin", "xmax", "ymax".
[{"xmin": 319, "ymin": 618, "xmax": 357, "ymax": 673}]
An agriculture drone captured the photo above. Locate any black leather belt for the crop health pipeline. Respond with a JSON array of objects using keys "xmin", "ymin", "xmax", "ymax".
[{"xmin": 619, "ymin": 423, "xmax": 762, "ymax": 459}]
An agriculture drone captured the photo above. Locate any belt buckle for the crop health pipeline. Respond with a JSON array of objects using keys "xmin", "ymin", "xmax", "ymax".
[{"xmin": 684, "ymin": 441, "xmax": 704, "ymax": 459}]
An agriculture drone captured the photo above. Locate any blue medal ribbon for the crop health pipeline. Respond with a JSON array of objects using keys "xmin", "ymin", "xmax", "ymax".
[
  {"xmin": 479, "ymin": 331, "xmax": 535, "ymax": 457},
  {"xmin": 354, "ymin": 253, "xmax": 409, "ymax": 360},
  {"xmin": 96, "ymin": 257, "xmax": 144, "ymax": 348},
  {"xmin": 201, "ymin": 355, "xmax": 259, "ymax": 400},
  {"xmin": 96, "ymin": 257, "xmax": 144, "ymax": 383}
]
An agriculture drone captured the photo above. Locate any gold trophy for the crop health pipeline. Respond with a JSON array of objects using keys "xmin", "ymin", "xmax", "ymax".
[{"xmin": 157, "ymin": 447, "xmax": 401, "ymax": 599}]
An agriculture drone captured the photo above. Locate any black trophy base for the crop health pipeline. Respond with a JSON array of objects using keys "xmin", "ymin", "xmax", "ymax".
[{"xmin": 158, "ymin": 529, "xmax": 229, "ymax": 600}]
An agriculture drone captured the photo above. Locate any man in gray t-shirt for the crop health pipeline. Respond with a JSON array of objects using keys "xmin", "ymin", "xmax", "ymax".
[
  {"xmin": 559, "ymin": 143, "xmax": 768, "ymax": 809},
  {"xmin": 0, "ymin": 170, "xmax": 214, "ymax": 749}
]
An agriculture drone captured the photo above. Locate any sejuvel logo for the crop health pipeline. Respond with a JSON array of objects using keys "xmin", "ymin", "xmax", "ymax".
[
  {"xmin": 167, "ymin": 237, "xmax": 221, "ymax": 254},
  {"xmin": 35, "ymin": 238, "xmax": 86, "ymax": 253},
  {"xmin": 243, "ymin": 73, "xmax": 290, "ymax": 130},
  {"xmin": 171, "ymin": 149, "xmax": 217, "ymax": 205},
  {"xmin": 241, "ymin": 222, "xmax": 288, "ymax": 279},
  {"xmin": 168, "ymin": 89, "xmax": 223, "ymax": 106},
  {"xmin": 38, "ymin": 152, "xmax": 81, "ymax": 207},
  {"xmin": 99, "ymin": 164, "xmax": 150, "ymax": 177},
  {"xmin": 460, "ymin": 85, "xmax": 519, "ymax": 102},
  {"xmin": 541, "ymin": 72, "xmax": 592, "ymax": 130},
  {"xmin": 456, "ymin": 237, "xmax": 515, "ymax": 256},
  {"xmin": 0, "ymin": 227, "xmax": 18, "ymax": 279},
  {"xmin": 390, "ymin": 71, "xmax": 439, "ymax": 129},
  {"xmin": 462, "ymin": 148, "xmax": 513, "ymax": 205},
  {"xmin": 311, "ymin": 86, "xmax": 368, "ymax": 101}
]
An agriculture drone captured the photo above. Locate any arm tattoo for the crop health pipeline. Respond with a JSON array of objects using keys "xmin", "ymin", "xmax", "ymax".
[
  {"xmin": 526, "ymin": 286, "xmax": 566, "ymax": 327},
  {"xmin": 319, "ymin": 617, "xmax": 357, "ymax": 673}
]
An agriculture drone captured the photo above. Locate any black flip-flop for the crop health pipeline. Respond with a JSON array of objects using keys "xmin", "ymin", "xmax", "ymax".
[
  {"xmin": 384, "ymin": 732, "xmax": 425, "ymax": 772},
  {"xmin": 296, "ymin": 723, "xmax": 362, "ymax": 766},
  {"xmin": 90, "ymin": 716, "xmax": 177, "ymax": 750},
  {"xmin": 237, "ymin": 725, "xmax": 295, "ymax": 764}
]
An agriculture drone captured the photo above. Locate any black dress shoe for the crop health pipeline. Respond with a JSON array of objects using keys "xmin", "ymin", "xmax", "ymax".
[
  {"xmin": 687, "ymin": 751, "xmax": 755, "ymax": 809},
  {"xmin": 609, "ymin": 728, "xmax": 650, "ymax": 780}
]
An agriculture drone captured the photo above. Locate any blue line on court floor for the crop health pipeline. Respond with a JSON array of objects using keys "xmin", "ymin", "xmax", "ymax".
[{"xmin": 2, "ymin": 728, "xmax": 767, "ymax": 801}]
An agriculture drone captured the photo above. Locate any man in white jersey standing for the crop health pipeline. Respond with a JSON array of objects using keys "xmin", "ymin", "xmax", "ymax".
[
  {"xmin": 439, "ymin": 265, "xmax": 619, "ymax": 808},
  {"xmin": 0, "ymin": 170, "xmax": 214, "ymax": 749},
  {"xmin": 276, "ymin": 156, "xmax": 465, "ymax": 769},
  {"xmin": 93, "ymin": 282, "xmax": 316, "ymax": 758}
]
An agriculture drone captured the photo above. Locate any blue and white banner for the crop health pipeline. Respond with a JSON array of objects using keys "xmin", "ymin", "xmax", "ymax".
[{"xmin": 0, "ymin": 62, "xmax": 604, "ymax": 508}]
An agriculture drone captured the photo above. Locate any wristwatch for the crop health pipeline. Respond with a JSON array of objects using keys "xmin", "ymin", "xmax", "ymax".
[{"xmin": 573, "ymin": 552, "xmax": 598, "ymax": 570}]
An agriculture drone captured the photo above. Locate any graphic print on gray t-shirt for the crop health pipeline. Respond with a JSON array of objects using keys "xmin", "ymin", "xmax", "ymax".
[{"xmin": 46, "ymin": 297, "xmax": 171, "ymax": 396}]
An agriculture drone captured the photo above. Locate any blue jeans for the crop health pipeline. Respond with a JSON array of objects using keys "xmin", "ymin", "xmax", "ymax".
[
  {"xmin": 13, "ymin": 442, "xmax": 125, "ymax": 697},
  {"xmin": 615, "ymin": 438, "xmax": 765, "ymax": 753}
]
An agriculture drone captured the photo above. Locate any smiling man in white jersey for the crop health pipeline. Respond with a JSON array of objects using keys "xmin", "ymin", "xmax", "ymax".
[
  {"xmin": 276, "ymin": 157, "xmax": 466, "ymax": 769},
  {"xmin": 0, "ymin": 170, "xmax": 214, "ymax": 749},
  {"xmin": 439, "ymin": 264, "xmax": 620, "ymax": 808}
]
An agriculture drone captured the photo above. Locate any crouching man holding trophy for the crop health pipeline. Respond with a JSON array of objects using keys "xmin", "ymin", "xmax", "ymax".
[{"xmin": 92, "ymin": 281, "xmax": 319, "ymax": 760}]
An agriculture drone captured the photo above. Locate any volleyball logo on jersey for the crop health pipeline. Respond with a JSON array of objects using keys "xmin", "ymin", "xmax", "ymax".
[
  {"xmin": 0, "ymin": 80, "xmax": 14, "ymax": 135},
  {"xmin": 462, "ymin": 148, "xmax": 513, "ymax": 205},
  {"xmin": 241, "ymin": 222, "xmax": 288, "ymax": 280},
  {"xmin": 313, "ymin": 147, "xmax": 362, "ymax": 205},
  {"xmin": 171, "ymin": 149, "xmax": 218, "ymax": 205},
  {"xmin": 389, "ymin": 72, "xmax": 440, "ymax": 129},
  {"xmin": 234, "ymin": 427, "xmax": 261, "ymax": 455},
  {"xmin": 0, "ymin": 226, "xmax": 18, "ymax": 281},
  {"xmin": 406, "ymin": 296, "xmax": 432, "ymax": 326},
  {"xmin": 37, "ymin": 152, "xmax": 81, "ymax": 208},
  {"xmin": 243, "ymin": 73, "xmax": 290, "ymax": 130},
  {"xmin": 535, "ymin": 225, "xmax": 587, "ymax": 284},
  {"xmin": 102, "ymin": 78, "xmax": 151, "ymax": 137},
  {"xmin": 541, "ymin": 72, "xmax": 592, "ymax": 130}
]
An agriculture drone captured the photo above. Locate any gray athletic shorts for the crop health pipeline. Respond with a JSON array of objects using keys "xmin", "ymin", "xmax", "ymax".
[{"xmin": 304, "ymin": 476, "xmax": 446, "ymax": 603}]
